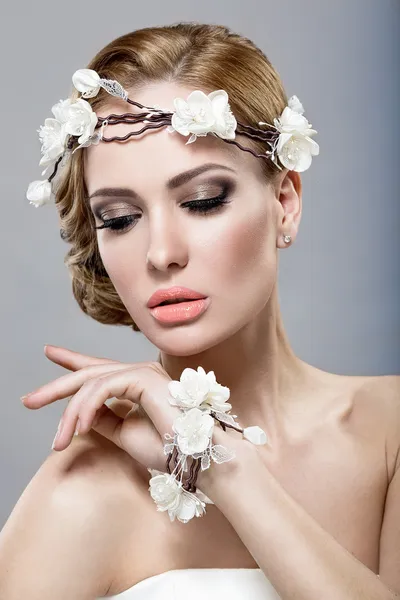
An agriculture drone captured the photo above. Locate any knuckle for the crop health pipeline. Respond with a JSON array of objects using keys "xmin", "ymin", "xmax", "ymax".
[{"xmin": 84, "ymin": 376, "xmax": 107, "ymax": 392}]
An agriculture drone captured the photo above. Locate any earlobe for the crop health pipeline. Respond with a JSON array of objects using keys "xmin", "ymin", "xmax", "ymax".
[{"xmin": 275, "ymin": 169, "xmax": 302, "ymax": 248}]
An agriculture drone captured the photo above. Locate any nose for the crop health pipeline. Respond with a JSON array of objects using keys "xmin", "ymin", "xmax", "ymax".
[{"xmin": 145, "ymin": 208, "xmax": 188, "ymax": 272}]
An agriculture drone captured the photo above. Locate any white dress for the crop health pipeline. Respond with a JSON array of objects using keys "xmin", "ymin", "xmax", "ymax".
[{"xmin": 100, "ymin": 568, "xmax": 281, "ymax": 599}]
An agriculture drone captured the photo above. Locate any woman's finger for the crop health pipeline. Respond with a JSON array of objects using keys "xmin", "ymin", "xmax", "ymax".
[
  {"xmin": 44, "ymin": 344, "xmax": 124, "ymax": 371},
  {"xmin": 52, "ymin": 366, "xmax": 180, "ymax": 451},
  {"xmin": 22, "ymin": 361, "xmax": 145, "ymax": 408},
  {"xmin": 53, "ymin": 402, "xmax": 167, "ymax": 471}
]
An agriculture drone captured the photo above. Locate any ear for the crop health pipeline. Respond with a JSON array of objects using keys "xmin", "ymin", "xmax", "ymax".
[{"xmin": 274, "ymin": 168, "xmax": 302, "ymax": 248}]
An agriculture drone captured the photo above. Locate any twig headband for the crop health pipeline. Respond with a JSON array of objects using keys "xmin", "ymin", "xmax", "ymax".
[{"xmin": 26, "ymin": 68, "xmax": 319, "ymax": 208}]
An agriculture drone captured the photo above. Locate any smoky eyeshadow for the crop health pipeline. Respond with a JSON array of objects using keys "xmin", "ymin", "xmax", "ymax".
[
  {"xmin": 91, "ymin": 176, "xmax": 236, "ymax": 218},
  {"xmin": 180, "ymin": 177, "xmax": 236, "ymax": 201},
  {"xmin": 92, "ymin": 201, "xmax": 134, "ymax": 220}
]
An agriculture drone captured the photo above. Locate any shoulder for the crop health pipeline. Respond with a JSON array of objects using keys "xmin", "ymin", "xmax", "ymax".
[
  {"xmin": 354, "ymin": 374, "xmax": 399, "ymax": 417},
  {"xmin": 352, "ymin": 375, "xmax": 400, "ymax": 478},
  {"xmin": 0, "ymin": 429, "xmax": 146, "ymax": 598}
]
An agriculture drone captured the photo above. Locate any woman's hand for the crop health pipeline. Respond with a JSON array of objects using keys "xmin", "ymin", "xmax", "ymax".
[{"xmin": 21, "ymin": 345, "xmax": 240, "ymax": 479}]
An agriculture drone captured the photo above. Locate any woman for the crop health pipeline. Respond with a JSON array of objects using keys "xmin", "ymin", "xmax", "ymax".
[{"xmin": 1, "ymin": 22, "xmax": 399, "ymax": 600}]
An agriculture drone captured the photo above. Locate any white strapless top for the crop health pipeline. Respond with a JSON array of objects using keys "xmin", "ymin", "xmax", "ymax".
[{"xmin": 100, "ymin": 568, "xmax": 281, "ymax": 599}]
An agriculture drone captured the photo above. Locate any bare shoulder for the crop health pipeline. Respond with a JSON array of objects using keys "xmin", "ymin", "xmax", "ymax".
[
  {"xmin": 0, "ymin": 429, "xmax": 146, "ymax": 599},
  {"xmin": 351, "ymin": 374, "xmax": 400, "ymax": 478}
]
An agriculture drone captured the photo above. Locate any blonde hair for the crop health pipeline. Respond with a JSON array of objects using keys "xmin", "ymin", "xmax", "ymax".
[{"xmin": 56, "ymin": 23, "xmax": 288, "ymax": 332}]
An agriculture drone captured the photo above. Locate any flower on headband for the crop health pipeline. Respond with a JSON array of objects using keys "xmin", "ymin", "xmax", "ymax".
[
  {"xmin": 271, "ymin": 95, "xmax": 319, "ymax": 172},
  {"xmin": 63, "ymin": 98, "xmax": 98, "ymax": 145},
  {"xmin": 72, "ymin": 68, "xmax": 101, "ymax": 98},
  {"xmin": 26, "ymin": 180, "xmax": 53, "ymax": 208},
  {"xmin": 26, "ymin": 66, "xmax": 320, "ymax": 210},
  {"xmin": 170, "ymin": 90, "xmax": 237, "ymax": 143},
  {"xmin": 38, "ymin": 118, "xmax": 68, "ymax": 171},
  {"xmin": 168, "ymin": 366, "xmax": 232, "ymax": 413},
  {"xmin": 148, "ymin": 469, "xmax": 210, "ymax": 523},
  {"xmin": 37, "ymin": 99, "xmax": 73, "ymax": 177}
]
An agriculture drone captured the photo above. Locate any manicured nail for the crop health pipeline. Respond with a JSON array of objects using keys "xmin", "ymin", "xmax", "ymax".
[{"xmin": 74, "ymin": 419, "xmax": 81, "ymax": 436}]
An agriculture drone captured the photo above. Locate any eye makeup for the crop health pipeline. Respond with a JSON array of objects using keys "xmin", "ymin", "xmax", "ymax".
[{"xmin": 93, "ymin": 178, "xmax": 235, "ymax": 235}]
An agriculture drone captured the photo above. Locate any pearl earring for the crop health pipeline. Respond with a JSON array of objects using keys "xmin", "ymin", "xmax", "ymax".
[{"xmin": 283, "ymin": 234, "xmax": 292, "ymax": 243}]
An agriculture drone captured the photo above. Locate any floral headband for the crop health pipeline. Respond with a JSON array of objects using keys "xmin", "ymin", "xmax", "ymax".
[{"xmin": 26, "ymin": 68, "xmax": 319, "ymax": 208}]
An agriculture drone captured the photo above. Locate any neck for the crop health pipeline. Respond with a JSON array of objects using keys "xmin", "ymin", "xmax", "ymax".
[{"xmin": 157, "ymin": 284, "xmax": 314, "ymax": 440}]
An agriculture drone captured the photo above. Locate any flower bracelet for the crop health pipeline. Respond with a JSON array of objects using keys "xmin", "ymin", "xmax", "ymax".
[{"xmin": 148, "ymin": 366, "xmax": 268, "ymax": 524}]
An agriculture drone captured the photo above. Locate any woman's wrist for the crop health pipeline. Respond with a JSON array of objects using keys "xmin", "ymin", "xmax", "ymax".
[{"xmin": 195, "ymin": 441, "xmax": 258, "ymax": 503}]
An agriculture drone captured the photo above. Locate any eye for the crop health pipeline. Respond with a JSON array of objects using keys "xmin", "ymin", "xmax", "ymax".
[
  {"xmin": 181, "ymin": 189, "xmax": 230, "ymax": 215},
  {"xmin": 94, "ymin": 183, "xmax": 232, "ymax": 234},
  {"xmin": 94, "ymin": 214, "xmax": 140, "ymax": 233}
]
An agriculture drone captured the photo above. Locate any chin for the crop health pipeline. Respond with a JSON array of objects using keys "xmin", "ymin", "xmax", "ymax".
[{"xmin": 134, "ymin": 315, "xmax": 230, "ymax": 357}]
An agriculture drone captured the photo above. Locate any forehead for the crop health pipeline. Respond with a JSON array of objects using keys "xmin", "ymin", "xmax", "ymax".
[{"xmin": 83, "ymin": 81, "xmax": 263, "ymax": 194}]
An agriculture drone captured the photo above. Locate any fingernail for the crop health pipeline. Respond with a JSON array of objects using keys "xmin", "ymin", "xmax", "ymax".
[
  {"xmin": 52, "ymin": 420, "xmax": 63, "ymax": 449},
  {"xmin": 21, "ymin": 391, "xmax": 37, "ymax": 401},
  {"xmin": 74, "ymin": 419, "xmax": 80, "ymax": 436}
]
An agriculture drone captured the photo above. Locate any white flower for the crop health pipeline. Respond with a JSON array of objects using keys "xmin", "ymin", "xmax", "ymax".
[
  {"xmin": 148, "ymin": 470, "xmax": 182, "ymax": 512},
  {"xmin": 72, "ymin": 68, "xmax": 101, "ymax": 98},
  {"xmin": 63, "ymin": 98, "xmax": 98, "ymax": 145},
  {"xmin": 26, "ymin": 179, "xmax": 53, "ymax": 207},
  {"xmin": 168, "ymin": 366, "xmax": 232, "ymax": 413},
  {"xmin": 171, "ymin": 90, "xmax": 237, "ymax": 143},
  {"xmin": 273, "ymin": 96, "xmax": 319, "ymax": 172},
  {"xmin": 173, "ymin": 407, "xmax": 215, "ymax": 455},
  {"xmin": 37, "ymin": 117, "xmax": 68, "ymax": 169},
  {"xmin": 35, "ymin": 99, "xmax": 74, "ymax": 176},
  {"xmin": 51, "ymin": 98, "xmax": 73, "ymax": 123},
  {"xmin": 174, "ymin": 489, "xmax": 207, "ymax": 522},
  {"xmin": 277, "ymin": 135, "xmax": 319, "ymax": 172},
  {"xmin": 148, "ymin": 469, "xmax": 208, "ymax": 523}
]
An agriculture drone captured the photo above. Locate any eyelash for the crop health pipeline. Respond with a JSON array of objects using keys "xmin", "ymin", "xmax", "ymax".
[{"xmin": 94, "ymin": 190, "xmax": 230, "ymax": 234}]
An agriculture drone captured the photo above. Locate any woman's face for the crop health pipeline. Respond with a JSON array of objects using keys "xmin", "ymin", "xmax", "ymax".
[{"xmin": 84, "ymin": 82, "xmax": 286, "ymax": 356}]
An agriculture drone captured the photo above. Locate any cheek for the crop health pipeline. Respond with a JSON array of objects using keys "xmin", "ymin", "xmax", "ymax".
[
  {"xmin": 206, "ymin": 208, "xmax": 276, "ymax": 281},
  {"xmin": 97, "ymin": 238, "xmax": 138, "ymax": 299}
]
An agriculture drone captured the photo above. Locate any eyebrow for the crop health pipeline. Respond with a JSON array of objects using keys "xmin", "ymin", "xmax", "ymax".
[{"xmin": 87, "ymin": 162, "xmax": 236, "ymax": 201}]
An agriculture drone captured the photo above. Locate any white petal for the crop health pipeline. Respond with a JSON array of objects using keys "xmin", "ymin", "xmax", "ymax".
[
  {"xmin": 26, "ymin": 179, "xmax": 53, "ymax": 207},
  {"xmin": 176, "ymin": 491, "xmax": 205, "ymax": 522},
  {"xmin": 173, "ymin": 97, "xmax": 189, "ymax": 114},
  {"xmin": 208, "ymin": 90, "xmax": 229, "ymax": 116},
  {"xmin": 276, "ymin": 132, "xmax": 292, "ymax": 153},
  {"xmin": 186, "ymin": 90, "xmax": 212, "ymax": 114},
  {"xmin": 51, "ymin": 98, "xmax": 72, "ymax": 122},
  {"xmin": 304, "ymin": 137, "xmax": 320, "ymax": 155},
  {"xmin": 243, "ymin": 426, "xmax": 268, "ymax": 445},
  {"xmin": 292, "ymin": 151, "xmax": 313, "ymax": 172},
  {"xmin": 72, "ymin": 68, "xmax": 101, "ymax": 97},
  {"xmin": 170, "ymin": 113, "xmax": 190, "ymax": 136},
  {"xmin": 288, "ymin": 95, "xmax": 304, "ymax": 114}
]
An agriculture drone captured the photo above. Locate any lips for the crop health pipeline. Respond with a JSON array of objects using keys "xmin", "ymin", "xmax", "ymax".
[
  {"xmin": 147, "ymin": 286, "xmax": 207, "ymax": 309},
  {"xmin": 158, "ymin": 298, "xmax": 189, "ymax": 306}
]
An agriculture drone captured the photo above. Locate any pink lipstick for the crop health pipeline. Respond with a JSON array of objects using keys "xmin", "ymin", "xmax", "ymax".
[{"xmin": 147, "ymin": 286, "xmax": 210, "ymax": 324}]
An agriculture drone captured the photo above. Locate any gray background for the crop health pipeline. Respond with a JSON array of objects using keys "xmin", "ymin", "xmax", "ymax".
[{"xmin": 1, "ymin": 0, "xmax": 399, "ymax": 528}]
